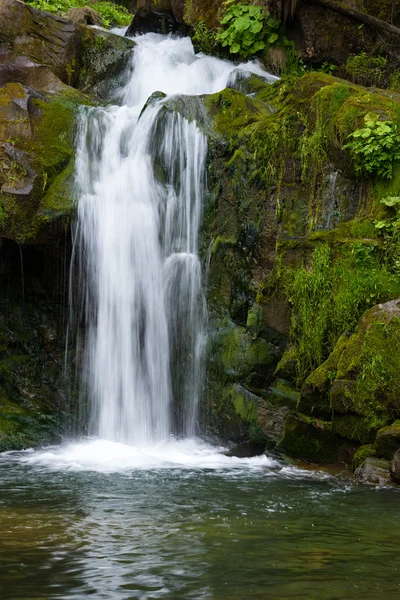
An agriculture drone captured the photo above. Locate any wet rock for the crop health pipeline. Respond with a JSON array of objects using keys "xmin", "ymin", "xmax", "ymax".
[
  {"xmin": 67, "ymin": 7, "xmax": 103, "ymax": 27},
  {"xmin": 126, "ymin": 5, "xmax": 188, "ymax": 36},
  {"xmin": 354, "ymin": 457, "xmax": 391, "ymax": 485},
  {"xmin": 224, "ymin": 440, "xmax": 266, "ymax": 458},
  {"xmin": 258, "ymin": 396, "xmax": 290, "ymax": 449},
  {"xmin": 390, "ymin": 449, "xmax": 400, "ymax": 485},
  {"xmin": 277, "ymin": 413, "xmax": 340, "ymax": 463},
  {"xmin": 375, "ymin": 421, "xmax": 400, "ymax": 460},
  {"xmin": 352, "ymin": 444, "xmax": 376, "ymax": 470}
]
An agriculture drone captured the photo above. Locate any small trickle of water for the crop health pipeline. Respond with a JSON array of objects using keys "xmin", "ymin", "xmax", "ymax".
[{"xmin": 73, "ymin": 33, "xmax": 274, "ymax": 446}]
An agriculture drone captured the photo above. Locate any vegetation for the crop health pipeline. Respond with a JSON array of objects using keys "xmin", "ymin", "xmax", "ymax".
[
  {"xmin": 285, "ymin": 242, "xmax": 400, "ymax": 384},
  {"xmin": 216, "ymin": 1, "xmax": 278, "ymax": 57},
  {"xmin": 24, "ymin": 0, "xmax": 131, "ymax": 28},
  {"xmin": 344, "ymin": 112, "xmax": 400, "ymax": 179}
]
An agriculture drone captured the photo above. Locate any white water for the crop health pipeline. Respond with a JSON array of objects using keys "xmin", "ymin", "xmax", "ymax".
[{"xmin": 72, "ymin": 33, "xmax": 276, "ymax": 451}]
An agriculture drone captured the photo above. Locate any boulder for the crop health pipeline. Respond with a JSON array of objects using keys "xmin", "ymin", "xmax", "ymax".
[
  {"xmin": 390, "ymin": 449, "xmax": 400, "ymax": 485},
  {"xmin": 277, "ymin": 413, "xmax": 340, "ymax": 463},
  {"xmin": 0, "ymin": 0, "xmax": 135, "ymax": 94},
  {"xmin": 0, "ymin": 82, "xmax": 80, "ymax": 243},
  {"xmin": 126, "ymin": 3, "xmax": 188, "ymax": 36},
  {"xmin": 354, "ymin": 457, "xmax": 391, "ymax": 485},
  {"xmin": 0, "ymin": 0, "xmax": 82, "ymax": 85},
  {"xmin": 375, "ymin": 421, "xmax": 400, "ymax": 460},
  {"xmin": 66, "ymin": 7, "xmax": 103, "ymax": 27}
]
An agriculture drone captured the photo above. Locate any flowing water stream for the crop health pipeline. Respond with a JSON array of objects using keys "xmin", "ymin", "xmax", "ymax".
[{"xmin": 0, "ymin": 33, "xmax": 399, "ymax": 600}]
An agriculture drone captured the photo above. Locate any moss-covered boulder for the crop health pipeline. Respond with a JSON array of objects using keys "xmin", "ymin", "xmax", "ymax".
[
  {"xmin": 277, "ymin": 413, "xmax": 340, "ymax": 463},
  {"xmin": 0, "ymin": 82, "xmax": 84, "ymax": 242},
  {"xmin": 352, "ymin": 444, "xmax": 376, "ymax": 470},
  {"xmin": 375, "ymin": 421, "xmax": 400, "ymax": 459},
  {"xmin": 354, "ymin": 457, "xmax": 391, "ymax": 485}
]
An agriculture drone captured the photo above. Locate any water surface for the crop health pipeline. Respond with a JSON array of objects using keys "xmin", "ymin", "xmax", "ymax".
[{"xmin": 1, "ymin": 439, "xmax": 399, "ymax": 599}]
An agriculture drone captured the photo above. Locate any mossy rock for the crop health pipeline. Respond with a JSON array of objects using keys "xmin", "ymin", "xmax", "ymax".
[
  {"xmin": 215, "ymin": 383, "xmax": 267, "ymax": 444},
  {"xmin": 0, "ymin": 401, "xmax": 62, "ymax": 452},
  {"xmin": 375, "ymin": 421, "xmax": 400, "ymax": 460},
  {"xmin": 277, "ymin": 413, "xmax": 340, "ymax": 463},
  {"xmin": 299, "ymin": 333, "xmax": 349, "ymax": 419},
  {"xmin": 0, "ymin": 84, "xmax": 90, "ymax": 243},
  {"xmin": 354, "ymin": 457, "xmax": 391, "ymax": 485},
  {"xmin": 352, "ymin": 444, "xmax": 376, "ymax": 470},
  {"xmin": 208, "ymin": 318, "xmax": 281, "ymax": 390}
]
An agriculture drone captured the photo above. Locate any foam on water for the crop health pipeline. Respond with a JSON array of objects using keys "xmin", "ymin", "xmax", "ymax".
[{"xmin": 7, "ymin": 438, "xmax": 281, "ymax": 473}]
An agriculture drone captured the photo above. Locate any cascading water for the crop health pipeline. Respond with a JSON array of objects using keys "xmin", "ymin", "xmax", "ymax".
[{"xmin": 73, "ymin": 33, "xmax": 275, "ymax": 446}]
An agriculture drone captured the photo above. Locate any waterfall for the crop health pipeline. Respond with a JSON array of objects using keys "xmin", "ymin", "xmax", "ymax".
[{"xmin": 73, "ymin": 33, "xmax": 274, "ymax": 446}]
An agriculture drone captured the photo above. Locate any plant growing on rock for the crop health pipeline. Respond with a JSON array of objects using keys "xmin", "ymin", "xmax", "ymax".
[
  {"xmin": 216, "ymin": 0, "xmax": 280, "ymax": 58},
  {"xmin": 344, "ymin": 112, "xmax": 400, "ymax": 179},
  {"xmin": 24, "ymin": 0, "xmax": 131, "ymax": 28}
]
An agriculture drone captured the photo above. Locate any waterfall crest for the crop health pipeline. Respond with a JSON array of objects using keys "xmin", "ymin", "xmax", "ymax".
[{"xmin": 73, "ymin": 33, "xmax": 272, "ymax": 445}]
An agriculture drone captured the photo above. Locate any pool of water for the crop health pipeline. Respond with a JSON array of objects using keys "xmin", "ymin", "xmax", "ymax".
[{"xmin": 0, "ymin": 438, "xmax": 399, "ymax": 599}]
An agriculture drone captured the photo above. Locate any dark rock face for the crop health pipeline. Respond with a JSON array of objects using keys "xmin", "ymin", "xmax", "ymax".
[
  {"xmin": 390, "ymin": 450, "xmax": 400, "ymax": 484},
  {"xmin": 126, "ymin": 5, "xmax": 188, "ymax": 36}
]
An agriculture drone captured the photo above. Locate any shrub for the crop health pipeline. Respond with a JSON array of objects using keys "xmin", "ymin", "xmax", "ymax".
[
  {"xmin": 216, "ymin": 0, "xmax": 280, "ymax": 58},
  {"xmin": 343, "ymin": 112, "xmax": 400, "ymax": 179}
]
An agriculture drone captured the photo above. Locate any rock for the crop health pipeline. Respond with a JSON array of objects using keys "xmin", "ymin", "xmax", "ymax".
[
  {"xmin": 224, "ymin": 440, "xmax": 266, "ymax": 458},
  {"xmin": 354, "ymin": 457, "xmax": 391, "ymax": 485},
  {"xmin": 352, "ymin": 444, "xmax": 376, "ymax": 470},
  {"xmin": 209, "ymin": 318, "xmax": 281, "ymax": 390},
  {"xmin": 375, "ymin": 421, "xmax": 400, "ymax": 460},
  {"xmin": 77, "ymin": 28, "xmax": 135, "ymax": 98},
  {"xmin": 288, "ymin": 3, "xmax": 376, "ymax": 64},
  {"xmin": 215, "ymin": 384, "xmax": 267, "ymax": 444},
  {"xmin": 0, "ymin": 0, "xmax": 82, "ymax": 85},
  {"xmin": 0, "ymin": 54, "xmax": 68, "ymax": 93},
  {"xmin": 299, "ymin": 333, "xmax": 349, "ymax": 419},
  {"xmin": 390, "ymin": 449, "xmax": 400, "ymax": 485},
  {"xmin": 126, "ymin": 4, "xmax": 188, "ymax": 36},
  {"xmin": 0, "ymin": 82, "xmax": 80, "ymax": 243},
  {"xmin": 277, "ymin": 413, "xmax": 340, "ymax": 463},
  {"xmin": 258, "ymin": 396, "xmax": 290, "ymax": 448},
  {"xmin": 0, "ymin": 0, "xmax": 135, "ymax": 94},
  {"xmin": 67, "ymin": 7, "xmax": 103, "ymax": 27}
]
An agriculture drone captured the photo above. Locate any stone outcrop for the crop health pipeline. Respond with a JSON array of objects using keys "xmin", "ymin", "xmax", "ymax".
[{"xmin": 0, "ymin": 0, "xmax": 135, "ymax": 93}]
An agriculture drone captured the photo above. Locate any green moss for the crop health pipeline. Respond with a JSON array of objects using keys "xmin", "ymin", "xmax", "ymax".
[
  {"xmin": 332, "ymin": 414, "xmax": 382, "ymax": 444},
  {"xmin": 352, "ymin": 444, "xmax": 376, "ymax": 470},
  {"xmin": 375, "ymin": 421, "xmax": 400, "ymax": 459},
  {"xmin": 277, "ymin": 413, "xmax": 340, "ymax": 463}
]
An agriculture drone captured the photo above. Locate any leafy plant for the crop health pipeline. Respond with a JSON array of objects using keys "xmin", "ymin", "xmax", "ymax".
[
  {"xmin": 25, "ymin": 0, "xmax": 131, "ymax": 28},
  {"xmin": 192, "ymin": 22, "xmax": 219, "ymax": 55},
  {"xmin": 216, "ymin": 0, "xmax": 280, "ymax": 58},
  {"xmin": 345, "ymin": 52, "xmax": 388, "ymax": 88},
  {"xmin": 344, "ymin": 112, "xmax": 400, "ymax": 179}
]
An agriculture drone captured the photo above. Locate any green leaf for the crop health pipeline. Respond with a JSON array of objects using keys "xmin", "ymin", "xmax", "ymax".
[
  {"xmin": 230, "ymin": 42, "xmax": 241, "ymax": 53},
  {"xmin": 268, "ymin": 32, "xmax": 278, "ymax": 44},
  {"xmin": 234, "ymin": 16, "xmax": 251, "ymax": 31},
  {"xmin": 381, "ymin": 196, "xmax": 400, "ymax": 207},
  {"xmin": 249, "ymin": 19, "xmax": 263, "ymax": 33}
]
